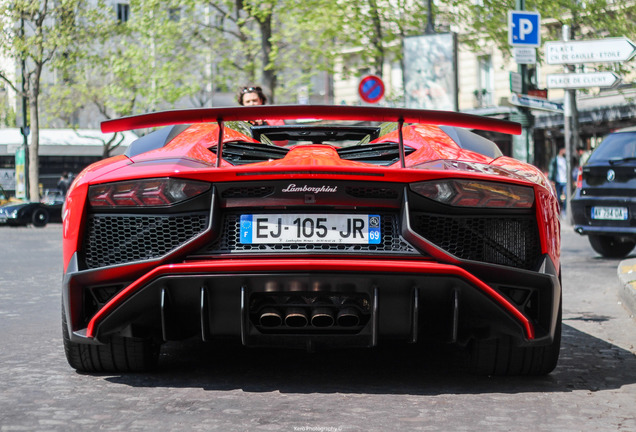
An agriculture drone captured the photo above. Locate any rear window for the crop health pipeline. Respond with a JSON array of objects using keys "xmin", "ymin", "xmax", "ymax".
[{"xmin": 588, "ymin": 132, "xmax": 636, "ymax": 163}]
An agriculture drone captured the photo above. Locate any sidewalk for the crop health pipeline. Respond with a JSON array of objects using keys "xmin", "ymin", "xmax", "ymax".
[{"xmin": 617, "ymin": 260, "xmax": 636, "ymax": 319}]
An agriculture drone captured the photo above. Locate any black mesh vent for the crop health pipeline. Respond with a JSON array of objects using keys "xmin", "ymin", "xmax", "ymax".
[
  {"xmin": 196, "ymin": 212, "xmax": 418, "ymax": 255},
  {"xmin": 411, "ymin": 213, "xmax": 541, "ymax": 270},
  {"xmin": 221, "ymin": 186, "xmax": 275, "ymax": 198},
  {"xmin": 337, "ymin": 143, "xmax": 415, "ymax": 166},
  {"xmin": 84, "ymin": 212, "xmax": 209, "ymax": 268},
  {"xmin": 345, "ymin": 186, "xmax": 399, "ymax": 199}
]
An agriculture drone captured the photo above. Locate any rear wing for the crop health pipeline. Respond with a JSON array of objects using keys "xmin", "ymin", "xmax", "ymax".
[
  {"xmin": 101, "ymin": 105, "xmax": 521, "ymax": 134},
  {"xmin": 101, "ymin": 105, "xmax": 521, "ymax": 168}
]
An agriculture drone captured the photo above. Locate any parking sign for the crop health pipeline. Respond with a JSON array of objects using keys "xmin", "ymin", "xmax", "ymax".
[{"xmin": 508, "ymin": 11, "xmax": 541, "ymax": 47}]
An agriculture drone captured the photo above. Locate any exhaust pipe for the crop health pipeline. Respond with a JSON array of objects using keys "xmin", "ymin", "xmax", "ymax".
[
  {"xmin": 337, "ymin": 299, "xmax": 361, "ymax": 327},
  {"xmin": 284, "ymin": 297, "xmax": 308, "ymax": 327},
  {"xmin": 310, "ymin": 298, "xmax": 335, "ymax": 327},
  {"xmin": 259, "ymin": 307, "xmax": 283, "ymax": 327}
]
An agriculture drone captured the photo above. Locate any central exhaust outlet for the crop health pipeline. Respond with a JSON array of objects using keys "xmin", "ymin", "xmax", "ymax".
[
  {"xmin": 251, "ymin": 292, "xmax": 369, "ymax": 330},
  {"xmin": 310, "ymin": 297, "xmax": 335, "ymax": 327}
]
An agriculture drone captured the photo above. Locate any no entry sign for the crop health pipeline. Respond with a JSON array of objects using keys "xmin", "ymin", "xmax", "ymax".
[{"xmin": 358, "ymin": 75, "xmax": 385, "ymax": 103}]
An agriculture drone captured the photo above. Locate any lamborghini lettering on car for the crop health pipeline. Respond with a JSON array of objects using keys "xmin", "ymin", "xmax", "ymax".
[{"xmin": 61, "ymin": 105, "xmax": 561, "ymax": 375}]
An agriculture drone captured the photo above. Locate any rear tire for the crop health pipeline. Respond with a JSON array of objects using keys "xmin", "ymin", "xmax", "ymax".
[
  {"xmin": 469, "ymin": 301, "xmax": 561, "ymax": 376},
  {"xmin": 62, "ymin": 306, "xmax": 159, "ymax": 372},
  {"xmin": 588, "ymin": 235, "xmax": 635, "ymax": 258}
]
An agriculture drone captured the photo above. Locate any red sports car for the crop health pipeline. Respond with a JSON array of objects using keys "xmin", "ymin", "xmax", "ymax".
[{"xmin": 61, "ymin": 105, "xmax": 561, "ymax": 375}]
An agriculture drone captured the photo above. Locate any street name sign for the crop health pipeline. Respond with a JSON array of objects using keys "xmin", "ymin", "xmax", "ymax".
[
  {"xmin": 510, "ymin": 93, "xmax": 563, "ymax": 112},
  {"xmin": 508, "ymin": 11, "xmax": 541, "ymax": 47},
  {"xmin": 547, "ymin": 72, "xmax": 621, "ymax": 89},
  {"xmin": 545, "ymin": 38, "xmax": 636, "ymax": 64}
]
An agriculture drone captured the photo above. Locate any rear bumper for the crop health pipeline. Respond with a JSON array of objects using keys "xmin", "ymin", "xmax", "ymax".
[
  {"xmin": 63, "ymin": 256, "xmax": 561, "ymax": 350},
  {"xmin": 573, "ymin": 224, "xmax": 636, "ymax": 237},
  {"xmin": 571, "ymin": 195, "xmax": 636, "ymax": 237}
]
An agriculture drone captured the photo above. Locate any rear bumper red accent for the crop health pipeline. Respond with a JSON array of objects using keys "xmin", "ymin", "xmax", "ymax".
[{"xmin": 86, "ymin": 258, "xmax": 535, "ymax": 340}]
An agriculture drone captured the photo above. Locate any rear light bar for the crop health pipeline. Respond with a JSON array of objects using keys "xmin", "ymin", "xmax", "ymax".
[
  {"xmin": 88, "ymin": 178, "xmax": 210, "ymax": 207},
  {"xmin": 410, "ymin": 179, "xmax": 534, "ymax": 208}
]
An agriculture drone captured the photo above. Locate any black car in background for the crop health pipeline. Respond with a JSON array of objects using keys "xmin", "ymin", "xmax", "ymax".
[
  {"xmin": 0, "ymin": 189, "xmax": 64, "ymax": 227},
  {"xmin": 572, "ymin": 126, "xmax": 636, "ymax": 258}
]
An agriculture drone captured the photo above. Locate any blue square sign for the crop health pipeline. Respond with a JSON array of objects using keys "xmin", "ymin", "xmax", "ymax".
[{"xmin": 508, "ymin": 11, "xmax": 541, "ymax": 47}]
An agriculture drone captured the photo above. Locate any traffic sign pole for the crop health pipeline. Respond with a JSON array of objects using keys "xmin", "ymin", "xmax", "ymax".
[
  {"xmin": 561, "ymin": 25, "xmax": 578, "ymax": 223},
  {"xmin": 509, "ymin": 0, "xmax": 536, "ymax": 164}
]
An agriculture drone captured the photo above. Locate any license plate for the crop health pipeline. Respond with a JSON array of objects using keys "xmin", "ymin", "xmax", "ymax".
[
  {"xmin": 591, "ymin": 206, "xmax": 628, "ymax": 220},
  {"xmin": 240, "ymin": 214, "xmax": 381, "ymax": 244},
  {"xmin": 0, "ymin": 216, "xmax": 6, "ymax": 223}
]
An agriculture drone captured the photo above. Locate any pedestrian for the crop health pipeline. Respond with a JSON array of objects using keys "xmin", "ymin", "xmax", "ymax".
[
  {"xmin": 57, "ymin": 171, "xmax": 71, "ymax": 196},
  {"xmin": 549, "ymin": 146, "xmax": 567, "ymax": 212},
  {"xmin": 237, "ymin": 85, "xmax": 284, "ymax": 126}
]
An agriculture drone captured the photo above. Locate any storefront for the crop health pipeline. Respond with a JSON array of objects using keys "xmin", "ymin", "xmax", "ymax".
[{"xmin": 0, "ymin": 128, "xmax": 137, "ymax": 195}]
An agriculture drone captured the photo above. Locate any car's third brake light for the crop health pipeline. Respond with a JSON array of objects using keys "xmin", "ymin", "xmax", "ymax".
[
  {"xmin": 88, "ymin": 178, "xmax": 210, "ymax": 207},
  {"xmin": 410, "ymin": 179, "xmax": 534, "ymax": 208}
]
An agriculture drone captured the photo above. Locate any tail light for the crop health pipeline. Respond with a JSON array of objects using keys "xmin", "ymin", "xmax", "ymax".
[
  {"xmin": 575, "ymin": 167, "xmax": 583, "ymax": 190},
  {"xmin": 88, "ymin": 178, "xmax": 210, "ymax": 207},
  {"xmin": 410, "ymin": 179, "xmax": 534, "ymax": 208}
]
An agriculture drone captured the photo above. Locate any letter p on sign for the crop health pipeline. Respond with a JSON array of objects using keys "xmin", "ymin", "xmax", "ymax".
[{"xmin": 508, "ymin": 11, "xmax": 541, "ymax": 47}]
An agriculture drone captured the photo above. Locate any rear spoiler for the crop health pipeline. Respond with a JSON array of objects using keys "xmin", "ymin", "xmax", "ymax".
[{"xmin": 101, "ymin": 105, "xmax": 521, "ymax": 168}]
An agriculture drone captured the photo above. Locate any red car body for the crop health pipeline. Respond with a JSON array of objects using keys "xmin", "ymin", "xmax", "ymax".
[{"xmin": 62, "ymin": 105, "xmax": 561, "ymax": 375}]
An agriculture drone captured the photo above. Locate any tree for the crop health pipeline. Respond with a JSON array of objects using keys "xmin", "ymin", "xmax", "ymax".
[
  {"xmin": 45, "ymin": 0, "xmax": 203, "ymax": 157},
  {"xmin": 0, "ymin": 0, "xmax": 90, "ymax": 200},
  {"xmin": 194, "ymin": 0, "xmax": 279, "ymax": 100},
  {"xmin": 334, "ymin": 0, "xmax": 430, "ymax": 78}
]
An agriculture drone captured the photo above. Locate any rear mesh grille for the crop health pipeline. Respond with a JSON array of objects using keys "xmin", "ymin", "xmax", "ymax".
[
  {"xmin": 197, "ymin": 212, "xmax": 417, "ymax": 255},
  {"xmin": 411, "ymin": 213, "xmax": 541, "ymax": 270},
  {"xmin": 83, "ymin": 212, "xmax": 209, "ymax": 268},
  {"xmin": 345, "ymin": 186, "xmax": 399, "ymax": 199},
  {"xmin": 221, "ymin": 186, "xmax": 275, "ymax": 198}
]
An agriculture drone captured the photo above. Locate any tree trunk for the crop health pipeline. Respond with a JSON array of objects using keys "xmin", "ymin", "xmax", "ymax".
[
  {"xmin": 259, "ymin": 14, "xmax": 277, "ymax": 103},
  {"xmin": 368, "ymin": 0, "xmax": 385, "ymax": 77}
]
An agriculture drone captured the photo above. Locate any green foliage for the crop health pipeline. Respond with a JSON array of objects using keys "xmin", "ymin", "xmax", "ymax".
[
  {"xmin": 0, "ymin": 100, "xmax": 17, "ymax": 127},
  {"xmin": 5, "ymin": 0, "xmax": 634, "ymax": 134},
  {"xmin": 447, "ymin": 0, "xmax": 636, "ymax": 66}
]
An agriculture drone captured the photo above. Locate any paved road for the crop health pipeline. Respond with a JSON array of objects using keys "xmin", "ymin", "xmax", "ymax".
[{"xmin": 1, "ymin": 223, "xmax": 635, "ymax": 431}]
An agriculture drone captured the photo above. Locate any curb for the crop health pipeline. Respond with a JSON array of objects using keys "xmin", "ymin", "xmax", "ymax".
[{"xmin": 616, "ymin": 259, "xmax": 636, "ymax": 319}]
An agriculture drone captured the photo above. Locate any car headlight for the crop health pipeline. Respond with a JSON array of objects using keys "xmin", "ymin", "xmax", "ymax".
[
  {"xmin": 410, "ymin": 179, "xmax": 534, "ymax": 208},
  {"xmin": 88, "ymin": 178, "xmax": 211, "ymax": 208}
]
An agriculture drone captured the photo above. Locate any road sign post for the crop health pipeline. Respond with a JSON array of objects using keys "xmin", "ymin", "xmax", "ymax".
[{"xmin": 508, "ymin": 6, "xmax": 540, "ymax": 163}]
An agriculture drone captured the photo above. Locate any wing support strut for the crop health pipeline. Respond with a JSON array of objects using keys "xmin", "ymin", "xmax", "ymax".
[{"xmin": 216, "ymin": 118, "xmax": 224, "ymax": 168}]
